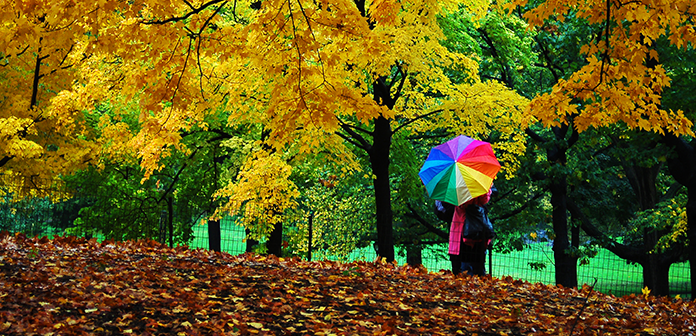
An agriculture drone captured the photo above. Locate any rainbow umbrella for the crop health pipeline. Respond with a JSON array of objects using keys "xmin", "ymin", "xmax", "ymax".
[{"xmin": 419, "ymin": 135, "xmax": 500, "ymax": 206}]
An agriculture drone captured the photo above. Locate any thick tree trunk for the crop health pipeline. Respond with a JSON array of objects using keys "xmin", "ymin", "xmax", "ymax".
[
  {"xmin": 370, "ymin": 116, "xmax": 395, "ymax": 262},
  {"xmin": 406, "ymin": 244, "xmax": 422, "ymax": 267},
  {"xmin": 661, "ymin": 134, "xmax": 695, "ymax": 298},
  {"xmin": 625, "ymin": 163, "xmax": 675, "ymax": 295},
  {"xmin": 208, "ymin": 219, "xmax": 221, "ymax": 252},
  {"xmin": 551, "ymin": 179, "xmax": 577, "ymax": 288},
  {"xmin": 687, "ymin": 185, "xmax": 696, "ymax": 299},
  {"xmin": 267, "ymin": 222, "xmax": 283, "ymax": 257},
  {"xmin": 624, "ymin": 165, "xmax": 660, "ymax": 211},
  {"xmin": 642, "ymin": 253, "xmax": 672, "ymax": 296}
]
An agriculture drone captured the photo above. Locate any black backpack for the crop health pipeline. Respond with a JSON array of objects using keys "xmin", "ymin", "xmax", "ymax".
[{"xmin": 462, "ymin": 204, "xmax": 495, "ymax": 240}]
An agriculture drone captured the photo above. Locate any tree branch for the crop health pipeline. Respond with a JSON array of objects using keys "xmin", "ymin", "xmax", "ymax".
[
  {"xmin": 533, "ymin": 35, "xmax": 562, "ymax": 82},
  {"xmin": 392, "ymin": 109, "xmax": 444, "ymax": 135},
  {"xmin": 143, "ymin": 0, "xmax": 226, "ymax": 24},
  {"xmin": 525, "ymin": 128, "xmax": 547, "ymax": 143},
  {"xmin": 337, "ymin": 119, "xmax": 372, "ymax": 151},
  {"xmin": 0, "ymin": 155, "xmax": 14, "ymax": 169},
  {"xmin": 391, "ymin": 64, "xmax": 408, "ymax": 102},
  {"xmin": 478, "ymin": 28, "xmax": 512, "ymax": 87},
  {"xmin": 490, "ymin": 187, "xmax": 548, "ymax": 221},
  {"xmin": 405, "ymin": 204, "xmax": 448, "ymax": 240},
  {"xmin": 157, "ymin": 147, "xmax": 201, "ymax": 204},
  {"xmin": 565, "ymin": 197, "xmax": 644, "ymax": 263}
]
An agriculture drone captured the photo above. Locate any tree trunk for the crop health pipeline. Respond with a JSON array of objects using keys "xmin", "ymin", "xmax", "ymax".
[
  {"xmin": 624, "ymin": 162, "xmax": 676, "ymax": 294},
  {"xmin": 208, "ymin": 219, "xmax": 221, "ymax": 252},
  {"xmin": 407, "ymin": 244, "xmax": 422, "ymax": 267},
  {"xmin": 551, "ymin": 179, "xmax": 577, "ymax": 288},
  {"xmin": 245, "ymin": 228, "xmax": 259, "ymax": 253},
  {"xmin": 267, "ymin": 221, "xmax": 283, "ymax": 257},
  {"xmin": 370, "ymin": 116, "xmax": 395, "ymax": 262},
  {"xmin": 687, "ymin": 183, "xmax": 696, "ymax": 299},
  {"xmin": 307, "ymin": 212, "xmax": 314, "ymax": 261},
  {"xmin": 624, "ymin": 165, "xmax": 660, "ymax": 211},
  {"xmin": 660, "ymin": 134, "xmax": 695, "ymax": 297},
  {"xmin": 642, "ymin": 253, "xmax": 672, "ymax": 296}
]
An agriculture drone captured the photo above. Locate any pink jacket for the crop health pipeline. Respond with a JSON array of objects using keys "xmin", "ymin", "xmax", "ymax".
[{"xmin": 448, "ymin": 190, "xmax": 492, "ymax": 255}]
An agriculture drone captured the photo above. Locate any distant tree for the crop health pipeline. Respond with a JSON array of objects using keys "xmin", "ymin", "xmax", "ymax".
[{"xmin": 506, "ymin": 0, "xmax": 696, "ymax": 294}]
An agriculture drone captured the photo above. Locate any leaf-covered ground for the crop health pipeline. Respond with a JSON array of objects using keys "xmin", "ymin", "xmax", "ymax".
[{"xmin": 1, "ymin": 233, "xmax": 694, "ymax": 335}]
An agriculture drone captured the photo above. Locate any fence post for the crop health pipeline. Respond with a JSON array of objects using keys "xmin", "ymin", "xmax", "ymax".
[
  {"xmin": 488, "ymin": 243, "xmax": 493, "ymax": 276},
  {"xmin": 158, "ymin": 210, "xmax": 167, "ymax": 244},
  {"xmin": 167, "ymin": 196, "xmax": 174, "ymax": 247},
  {"xmin": 307, "ymin": 212, "xmax": 313, "ymax": 261}
]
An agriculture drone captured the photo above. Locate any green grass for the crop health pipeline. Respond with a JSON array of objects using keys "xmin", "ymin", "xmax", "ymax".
[
  {"xmin": 190, "ymin": 220, "xmax": 691, "ymax": 298},
  {"xmin": 189, "ymin": 220, "xmax": 248, "ymax": 252},
  {"xmin": 491, "ymin": 244, "xmax": 691, "ymax": 297}
]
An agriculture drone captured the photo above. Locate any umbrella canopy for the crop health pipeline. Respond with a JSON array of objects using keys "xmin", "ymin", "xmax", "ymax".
[{"xmin": 419, "ymin": 135, "xmax": 500, "ymax": 206}]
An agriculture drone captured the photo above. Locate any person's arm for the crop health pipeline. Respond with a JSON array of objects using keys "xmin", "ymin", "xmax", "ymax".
[{"xmin": 434, "ymin": 200, "xmax": 455, "ymax": 223}]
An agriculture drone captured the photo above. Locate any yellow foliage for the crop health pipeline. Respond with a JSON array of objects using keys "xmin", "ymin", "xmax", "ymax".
[
  {"xmin": 507, "ymin": 0, "xmax": 696, "ymax": 137},
  {"xmin": 214, "ymin": 151, "xmax": 299, "ymax": 240},
  {"xmin": 1, "ymin": 0, "xmax": 526, "ymax": 208},
  {"xmin": 0, "ymin": 0, "xmax": 111, "ymax": 195}
]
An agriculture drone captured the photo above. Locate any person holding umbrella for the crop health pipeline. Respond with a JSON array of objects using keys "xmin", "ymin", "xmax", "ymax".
[
  {"xmin": 435, "ymin": 188, "xmax": 495, "ymax": 275},
  {"xmin": 419, "ymin": 135, "xmax": 500, "ymax": 276}
]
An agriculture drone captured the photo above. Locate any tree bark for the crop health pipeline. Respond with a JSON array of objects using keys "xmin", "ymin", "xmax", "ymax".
[
  {"xmin": 662, "ymin": 134, "xmax": 696, "ymax": 298},
  {"xmin": 642, "ymin": 252, "xmax": 672, "ymax": 296},
  {"xmin": 245, "ymin": 228, "xmax": 259, "ymax": 253},
  {"xmin": 267, "ymin": 222, "xmax": 283, "ymax": 257},
  {"xmin": 535, "ymin": 124, "xmax": 579, "ymax": 289},
  {"xmin": 551, "ymin": 179, "xmax": 577, "ymax": 288},
  {"xmin": 208, "ymin": 219, "xmax": 221, "ymax": 252},
  {"xmin": 406, "ymin": 244, "xmax": 422, "ymax": 267},
  {"xmin": 688, "ymin": 187, "xmax": 696, "ymax": 299},
  {"xmin": 370, "ymin": 116, "xmax": 395, "ymax": 262}
]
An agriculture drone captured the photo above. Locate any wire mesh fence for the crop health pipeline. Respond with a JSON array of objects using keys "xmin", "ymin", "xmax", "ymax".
[
  {"xmin": 189, "ymin": 218, "xmax": 691, "ymax": 298},
  {"xmin": 1, "ymin": 189, "xmax": 691, "ymax": 299}
]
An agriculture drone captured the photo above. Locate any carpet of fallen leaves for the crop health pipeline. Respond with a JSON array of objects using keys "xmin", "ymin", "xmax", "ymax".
[{"xmin": 1, "ymin": 233, "xmax": 695, "ymax": 336}]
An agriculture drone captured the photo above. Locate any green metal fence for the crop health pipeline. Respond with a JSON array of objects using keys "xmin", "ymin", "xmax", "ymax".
[
  {"xmin": 190, "ymin": 218, "xmax": 691, "ymax": 298},
  {"xmin": 1, "ymin": 194, "xmax": 691, "ymax": 299}
]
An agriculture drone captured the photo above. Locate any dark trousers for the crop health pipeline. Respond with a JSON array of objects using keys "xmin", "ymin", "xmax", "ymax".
[{"xmin": 450, "ymin": 241, "xmax": 487, "ymax": 276}]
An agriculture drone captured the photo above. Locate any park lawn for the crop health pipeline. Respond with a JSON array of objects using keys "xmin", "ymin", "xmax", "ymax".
[{"xmin": 2, "ymin": 232, "xmax": 696, "ymax": 335}]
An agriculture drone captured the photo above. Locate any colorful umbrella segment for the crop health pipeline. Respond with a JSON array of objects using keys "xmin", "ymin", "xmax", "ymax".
[{"xmin": 419, "ymin": 135, "xmax": 500, "ymax": 206}]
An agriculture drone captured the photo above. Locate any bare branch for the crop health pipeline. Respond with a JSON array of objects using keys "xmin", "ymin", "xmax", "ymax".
[
  {"xmin": 143, "ymin": 0, "xmax": 226, "ymax": 24},
  {"xmin": 405, "ymin": 203, "xmax": 449, "ymax": 240},
  {"xmin": 490, "ymin": 187, "xmax": 548, "ymax": 221},
  {"xmin": 336, "ymin": 123, "xmax": 372, "ymax": 152},
  {"xmin": 525, "ymin": 128, "xmax": 547, "ymax": 143},
  {"xmin": 392, "ymin": 109, "xmax": 444, "ymax": 134}
]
